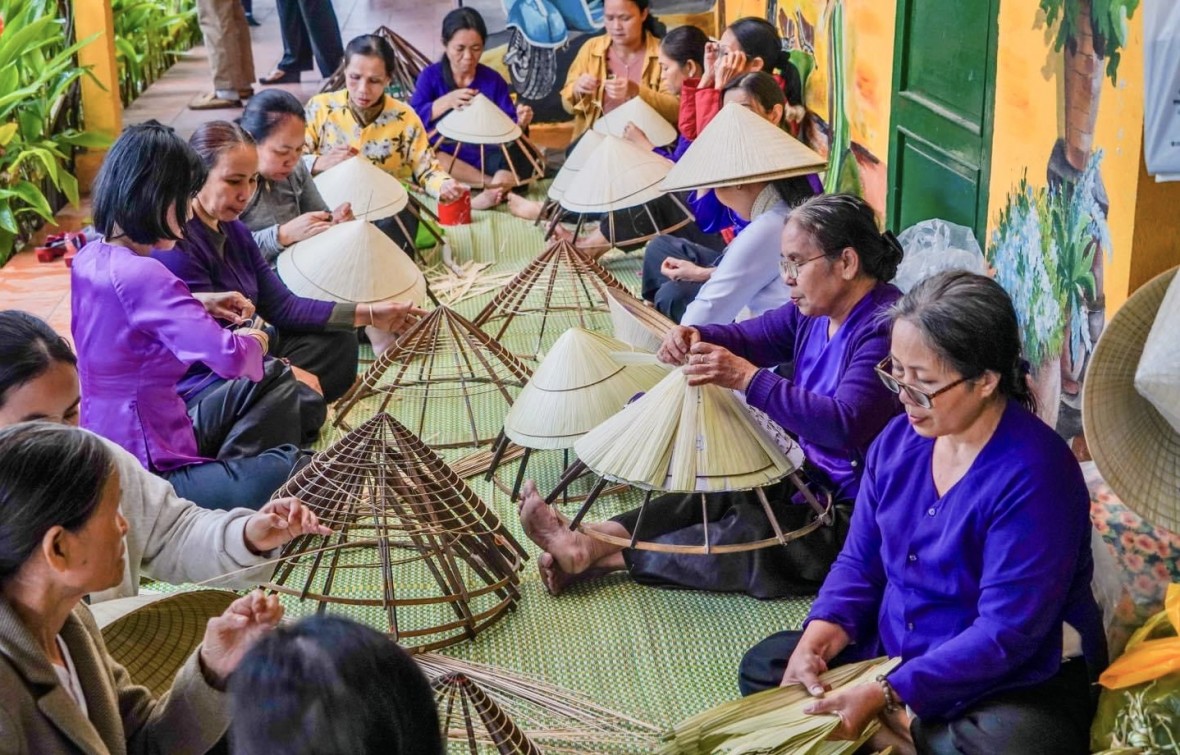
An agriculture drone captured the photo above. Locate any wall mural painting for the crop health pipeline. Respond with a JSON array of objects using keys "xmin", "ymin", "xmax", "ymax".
[{"xmin": 988, "ymin": 0, "xmax": 1138, "ymax": 443}]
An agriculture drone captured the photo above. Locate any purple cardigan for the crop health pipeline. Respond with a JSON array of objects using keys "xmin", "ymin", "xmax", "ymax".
[
  {"xmin": 71, "ymin": 240, "xmax": 264, "ymax": 471},
  {"xmin": 411, "ymin": 62, "xmax": 517, "ymax": 170},
  {"xmin": 695, "ymin": 283, "xmax": 903, "ymax": 501}
]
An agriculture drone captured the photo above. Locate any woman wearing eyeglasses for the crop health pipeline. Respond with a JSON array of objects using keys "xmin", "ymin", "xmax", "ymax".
[
  {"xmin": 740, "ymin": 271, "xmax": 1106, "ymax": 754},
  {"xmin": 518, "ymin": 194, "xmax": 903, "ymax": 598}
]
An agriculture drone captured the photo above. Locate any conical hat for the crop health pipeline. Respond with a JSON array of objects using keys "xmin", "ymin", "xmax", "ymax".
[
  {"xmin": 605, "ymin": 287, "xmax": 673, "ymax": 353},
  {"xmin": 549, "ymin": 130, "xmax": 605, "ymax": 201},
  {"xmin": 436, "ymin": 92, "xmax": 523, "ymax": 145},
  {"xmin": 592, "ymin": 96, "xmax": 678, "ymax": 147},
  {"xmin": 504, "ymin": 328, "xmax": 668, "ymax": 449},
  {"xmin": 276, "ymin": 219, "xmax": 427, "ymax": 305},
  {"xmin": 661, "ymin": 102, "xmax": 827, "ymax": 192},
  {"xmin": 573, "ymin": 367, "xmax": 798, "ymax": 492},
  {"xmin": 313, "ymin": 156, "xmax": 409, "ymax": 221},
  {"xmin": 559, "ymin": 135, "xmax": 673, "ymax": 213}
]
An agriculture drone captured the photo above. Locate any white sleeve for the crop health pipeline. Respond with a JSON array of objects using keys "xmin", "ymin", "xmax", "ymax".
[{"xmin": 681, "ymin": 210, "xmax": 788, "ymax": 327}]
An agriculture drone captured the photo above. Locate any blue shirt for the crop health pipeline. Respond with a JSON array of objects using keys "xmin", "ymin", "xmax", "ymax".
[
  {"xmin": 808, "ymin": 401, "xmax": 1106, "ymax": 720},
  {"xmin": 410, "ymin": 62, "xmax": 518, "ymax": 170}
]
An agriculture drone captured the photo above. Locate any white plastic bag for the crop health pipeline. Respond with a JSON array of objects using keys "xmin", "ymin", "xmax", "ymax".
[
  {"xmin": 892, "ymin": 219, "xmax": 987, "ymax": 293},
  {"xmin": 1144, "ymin": 0, "xmax": 1180, "ymax": 181}
]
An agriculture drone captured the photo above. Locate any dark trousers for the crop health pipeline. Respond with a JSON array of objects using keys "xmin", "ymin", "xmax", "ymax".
[
  {"xmin": 595, "ymin": 195, "xmax": 724, "ymax": 254},
  {"xmin": 275, "ymin": 0, "xmax": 344, "ymax": 77},
  {"xmin": 641, "ymin": 234, "xmax": 724, "ymax": 323},
  {"xmin": 739, "ymin": 631, "xmax": 1096, "ymax": 755},
  {"xmin": 270, "ymin": 327, "xmax": 358, "ymax": 404},
  {"xmin": 160, "ymin": 446, "xmax": 303, "ymax": 511}
]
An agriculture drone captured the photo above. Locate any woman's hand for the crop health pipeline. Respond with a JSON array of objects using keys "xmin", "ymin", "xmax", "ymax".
[
  {"xmin": 572, "ymin": 73, "xmax": 600, "ymax": 97},
  {"xmin": 683, "ymin": 342, "xmax": 758, "ymax": 390},
  {"xmin": 700, "ymin": 41, "xmax": 720, "ymax": 88},
  {"xmin": 331, "ymin": 202, "xmax": 354, "ymax": 223},
  {"xmin": 657, "ymin": 325, "xmax": 700, "ymax": 366},
  {"xmin": 277, "ymin": 211, "xmax": 332, "ymax": 247},
  {"xmin": 198, "ymin": 590, "xmax": 283, "ymax": 686},
  {"xmin": 660, "ymin": 258, "xmax": 711, "ymax": 283},
  {"xmin": 235, "ymin": 326, "xmax": 269, "ymax": 355},
  {"xmin": 603, "ymin": 76, "xmax": 638, "ymax": 101},
  {"xmin": 194, "ymin": 291, "xmax": 255, "ymax": 324},
  {"xmin": 243, "ymin": 497, "xmax": 332, "ymax": 554},
  {"xmin": 359, "ymin": 301, "xmax": 428, "ymax": 334},
  {"xmin": 289, "ymin": 364, "xmax": 322, "ymax": 395},
  {"xmin": 515, "ymin": 103, "xmax": 534, "ymax": 128},
  {"xmin": 438, "ymin": 179, "xmax": 468, "ymax": 204},
  {"xmin": 312, "ymin": 144, "xmax": 358, "ymax": 174},
  {"xmin": 714, "ymin": 50, "xmax": 748, "ymax": 90},
  {"xmin": 622, "ymin": 121, "xmax": 654, "ymax": 151},
  {"xmin": 443, "ymin": 87, "xmax": 478, "ymax": 112},
  {"xmin": 803, "ymin": 682, "xmax": 887, "ymax": 741},
  {"xmin": 781, "ymin": 642, "xmax": 832, "ymax": 695}
]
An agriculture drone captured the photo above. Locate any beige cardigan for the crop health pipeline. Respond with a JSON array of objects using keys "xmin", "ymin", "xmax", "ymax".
[{"xmin": 0, "ymin": 599, "xmax": 227, "ymax": 754}]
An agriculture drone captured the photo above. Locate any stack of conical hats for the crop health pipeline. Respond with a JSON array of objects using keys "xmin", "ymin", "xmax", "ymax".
[
  {"xmin": 573, "ymin": 367, "xmax": 798, "ymax": 492},
  {"xmin": 314, "ymin": 155, "xmax": 409, "ymax": 221},
  {"xmin": 559, "ymin": 135, "xmax": 674, "ymax": 213},
  {"xmin": 276, "ymin": 219, "xmax": 427, "ymax": 305},
  {"xmin": 548, "ymin": 130, "xmax": 605, "ymax": 201},
  {"xmin": 592, "ymin": 96, "xmax": 678, "ymax": 146},
  {"xmin": 605, "ymin": 287, "xmax": 674, "ymax": 353},
  {"xmin": 436, "ymin": 92, "xmax": 523, "ymax": 144},
  {"xmin": 661, "ymin": 102, "xmax": 827, "ymax": 192},
  {"xmin": 504, "ymin": 328, "xmax": 667, "ymax": 450}
]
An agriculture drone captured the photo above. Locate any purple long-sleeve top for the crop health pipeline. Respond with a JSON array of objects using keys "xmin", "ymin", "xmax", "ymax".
[
  {"xmin": 411, "ymin": 62, "xmax": 518, "ymax": 171},
  {"xmin": 71, "ymin": 240, "xmax": 264, "ymax": 472},
  {"xmin": 152, "ymin": 218, "xmax": 343, "ymax": 398},
  {"xmin": 808, "ymin": 401, "xmax": 1106, "ymax": 720},
  {"xmin": 694, "ymin": 283, "xmax": 902, "ymax": 501}
]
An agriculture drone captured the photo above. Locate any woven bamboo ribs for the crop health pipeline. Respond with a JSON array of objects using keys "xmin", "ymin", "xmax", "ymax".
[
  {"xmin": 473, "ymin": 239, "xmax": 628, "ymax": 359},
  {"xmin": 605, "ymin": 287, "xmax": 674, "ymax": 353},
  {"xmin": 432, "ymin": 672, "xmax": 541, "ymax": 755},
  {"xmin": 334, "ymin": 306, "xmax": 532, "ymax": 448},
  {"xmin": 320, "ymin": 26, "xmax": 430, "ymax": 96},
  {"xmin": 265, "ymin": 414, "xmax": 527, "ymax": 652}
]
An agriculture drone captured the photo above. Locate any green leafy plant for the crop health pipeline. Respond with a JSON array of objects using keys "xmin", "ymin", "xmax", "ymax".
[
  {"xmin": 111, "ymin": 0, "xmax": 199, "ymax": 105},
  {"xmin": 1039, "ymin": 0, "xmax": 1140, "ymax": 82}
]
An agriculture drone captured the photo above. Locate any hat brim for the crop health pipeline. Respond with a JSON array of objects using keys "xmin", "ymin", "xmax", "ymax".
[
  {"xmin": 660, "ymin": 165, "xmax": 824, "ymax": 194},
  {"xmin": 1083, "ymin": 266, "xmax": 1180, "ymax": 533}
]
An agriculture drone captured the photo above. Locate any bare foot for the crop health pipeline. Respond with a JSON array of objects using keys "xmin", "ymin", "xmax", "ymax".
[
  {"xmin": 550, "ymin": 224, "xmax": 575, "ymax": 243},
  {"xmin": 517, "ymin": 482, "xmax": 600, "ymax": 578},
  {"xmin": 471, "ymin": 188, "xmax": 505, "ymax": 210},
  {"xmin": 538, "ymin": 552, "xmax": 613, "ymax": 596},
  {"xmin": 506, "ymin": 192, "xmax": 542, "ymax": 220}
]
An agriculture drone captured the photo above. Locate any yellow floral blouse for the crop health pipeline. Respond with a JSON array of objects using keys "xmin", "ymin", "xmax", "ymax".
[{"xmin": 303, "ymin": 90, "xmax": 450, "ymax": 197}]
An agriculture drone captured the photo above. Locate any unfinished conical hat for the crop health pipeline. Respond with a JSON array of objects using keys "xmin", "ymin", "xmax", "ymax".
[
  {"xmin": 314, "ymin": 155, "xmax": 409, "ymax": 221},
  {"xmin": 276, "ymin": 219, "xmax": 427, "ymax": 305},
  {"xmin": 436, "ymin": 92, "xmax": 523, "ymax": 144},
  {"xmin": 432, "ymin": 672, "xmax": 541, "ymax": 754},
  {"xmin": 606, "ymin": 287, "xmax": 673, "ymax": 353},
  {"xmin": 549, "ymin": 130, "xmax": 605, "ymax": 201},
  {"xmin": 504, "ymin": 328, "xmax": 668, "ymax": 449},
  {"xmin": 573, "ymin": 366, "xmax": 797, "ymax": 492},
  {"xmin": 661, "ymin": 102, "xmax": 827, "ymax": 192},
  {"xmin": 560, "ymin": 135, "xmax": 673, "ymax": 213},
  {"xmin": 592, "ymin": 96, "xmax": 678, "ymax": 147}
]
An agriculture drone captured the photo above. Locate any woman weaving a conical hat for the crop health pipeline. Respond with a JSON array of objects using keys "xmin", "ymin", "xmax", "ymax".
[{"xmin": 519, "ymin": 193, "xmax": 905, "ymax": 597}]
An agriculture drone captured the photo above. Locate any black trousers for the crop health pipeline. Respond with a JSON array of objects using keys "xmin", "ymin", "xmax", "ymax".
[
  {"xmin": 275, "ymin": 0, "xmax": 344, "ymax": 77},
  {"xmin": 641, "ymin": 234, "xmax": 724, "ymax": 323},
  {"xmin": 739, "ymin": 631, "xmax": 1096, "ymax": 755},
  {"xmin": 593, "ymin": 195, "xmax": 725, "ymax": 254},
  {"xmin": 270, "ymin": 327, "xmax": 358, "ymax": 405},
  {"xmin": 375, "ymin": 207, "xmax": 422, "ymax": 259}
]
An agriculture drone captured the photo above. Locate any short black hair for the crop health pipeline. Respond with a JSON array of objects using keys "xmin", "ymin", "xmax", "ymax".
[
  {"xmin": 0, "ymin": 422, "xmax": 113, "ymax": 582},
  {"xmin": 92, "ymin": 121, "xmax": 207, "ymax": 245},
  {"xmin": 0, "ymin": 311, "xmax": 77, "ymax": 412},
  {"xmin": 439, "ymin": 7, "xmax": 488, "ymax": 90},
  {"xmin": 344, "ymin": 34, "xmax": 397, "ymax": 79},
  {"xmin": 228, "ymin": 616, "xmax": 443, "ymax": 755},
  {"xmin": 239, "ymin": 89, "xmax": 306, "ymax": 144},
  {"xmin": 188, "ymin": 120, "xmax": 255, "ymax": 171},
  {"xmin": 659, "ymin": 24, "xmax": 708, "ymax": 70}
]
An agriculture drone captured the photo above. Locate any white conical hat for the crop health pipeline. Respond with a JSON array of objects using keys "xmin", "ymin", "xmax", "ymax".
[
  {"xmin": 504, "ymin": 328, "xmax": 667, "ymax": 450},
  {"xmin": 605, "ymin": 287, "xmax": 673, "ymax": 353},
  {"xmin": 592, "ymin": 96, "xmax": 678, "ymax": 147},
  {"xmin": 436, "ymin": 92, "xmax": 523, "ymax": 145},
  {"xmin": 559, "ymin": 135, "xmax": 673, "ymax": 213},
  {"xmin": 661, "ymin": 102, "xmax": 827, "ymax": 192},
  {"xmin": 276, "ymin": 219, "xmax": 427, "ymax": 305},
  {"xmin": 573, "ymin": 367, "xmax": 797, "ymax": 492},
  {"xmin": 548, "ymin": 130, "xmax": 605, "ymax": 201},
  {"xmin": 314, "ymin": 156, "xmax": 409, "ymax": 221}
]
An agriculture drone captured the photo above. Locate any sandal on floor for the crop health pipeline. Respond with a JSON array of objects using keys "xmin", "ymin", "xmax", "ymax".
[
  {"xmin": 259, "ymin": 69, "xmax": 301, "ymax": 85},
  {"xmin": 189, "ymin": 92, "xmax": 242, "ymax": 110}
]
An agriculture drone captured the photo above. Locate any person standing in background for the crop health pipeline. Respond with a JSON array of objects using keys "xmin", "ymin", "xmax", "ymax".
[
  {"xmin": 260, "ymin": 0, "xmax": 345, "ymax": 85},
  {"xmin": 192, "ymin": 0, "xmax": 257, "ymax": 110}
]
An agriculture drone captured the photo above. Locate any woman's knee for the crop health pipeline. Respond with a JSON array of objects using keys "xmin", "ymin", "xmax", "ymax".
[{"xmin": 738, "ymin": 630, "xmax": 803, "ymax": 696}]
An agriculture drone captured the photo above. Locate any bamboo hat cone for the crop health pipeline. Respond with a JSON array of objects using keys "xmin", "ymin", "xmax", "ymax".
[
  {"xmin": 559, "ymin": 135, "xmax": 673, "ymax": 213},
  {"xmin": 548, "ymin": 130, "xmax": 605, "ymax": 201},
  {"xmin": 661, "ymin": 102, "xmax": 827, "ymax": 192},
  {"xmin": 592, "ymin": 96, "xmax": 678, "ymax": 146},
  {"xmin": 504, "ymin": 328, "xmax": 668, "ymax": 449},
  {"xmin": 436, "ymin": 92, "xmax": 523, "ymax": 144},
  {"xmin": 276, "ymin": 219, "xmax": 427, "ymax": 305},
  {"xmin": 605, "ymin": 287, "xmax": 674, "ymax": 353},
  {"xmin": 1084, "ymin": 267, "xmax": 1180, "ymax": 533},
  {"xmin": 573, "ymin": 367, "xmax": 798, "ymax": 492},
  {"xmin": 314, "ymin": 155, "xmax": 409, "ymax": 221},
  {"xmin": 432, "ymin": 672, "xmax": 542, "ymax": 755}
]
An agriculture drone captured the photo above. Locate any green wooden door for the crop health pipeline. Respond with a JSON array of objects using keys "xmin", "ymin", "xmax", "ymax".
[{"xmin": 886, "ymin": 0, "xmax": 999, "ymax": 246}]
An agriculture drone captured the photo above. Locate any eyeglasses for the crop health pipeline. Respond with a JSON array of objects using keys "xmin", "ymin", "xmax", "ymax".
[
  {"xmin": 779, "ymin": 254, "xmax": 826, "ymax": 279},
  {"xmin": 874, "ymin": 356, "xmax": 970, "ymax": 410}
]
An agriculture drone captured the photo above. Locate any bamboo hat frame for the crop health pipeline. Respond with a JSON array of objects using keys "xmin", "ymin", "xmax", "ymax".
[
  {"xmin": 605, "ymin": 287, "xmax": 675, "ymax": 353},
  {"xmin": 431, "ymin": 672, "xmax": 542, "ymax": 754},
  {"xmin": 432, "ymin": 93, "xmax": 547, "ymax": 188},
  {"xmin": 264, "ymin": 413, "xmax": 528, "ymax": 652},
  {"xmin": 276, "ymin": 219, "xmax": 428, "ymax": 305},
  {"xmin": 592, "ymin": 95, "xmax": 678, "ymax": 147},
  {"xmin": 319, "ymin": 26, "xmax": 431, "ymax": 96},
  {"xmin": 660, "ymin": 102, "xmax": 828, "ymax": 192}
]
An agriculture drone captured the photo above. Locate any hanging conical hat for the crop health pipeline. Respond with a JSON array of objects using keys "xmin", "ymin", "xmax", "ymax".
[
  {"xmin": 504, "ymin": 328, "xmax": 668, "ymax": 450},
  {"xmin": 592, "ymin": 96, "xmax": 678, "ymax": 147},
  {"xmin": 436, "ymin": 92, "xmax": 523, "ymax": 145},
  {"xmin": 573, "ymin": 367, "xmax": 797, "ymax": 492},
  {"xmin": 314, "ymin": 155, "xmax": 409, "ymax": 221},
  {"xmin": 276, "ymin": 219, "xmax": 427, "ymax": 305},
  {"xmin": 549, "ymin": 130, "xmax": 605, "ymax": 201},
  {"xmin": 661, "ymin": 102, "xmax": 827, "ymax": 192},
  {"xmin": 559, "ymin": 135, "xmax": 673, "ymax": 213}
]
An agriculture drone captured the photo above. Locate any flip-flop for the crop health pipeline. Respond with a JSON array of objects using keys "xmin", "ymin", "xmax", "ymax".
[
  {"xmin": 189, "ymin": 92, "xmax": 242, "ymax": 110},
  {"xmin": 259, "ymin": 69, "xmax": 301, "ymax": 85}
]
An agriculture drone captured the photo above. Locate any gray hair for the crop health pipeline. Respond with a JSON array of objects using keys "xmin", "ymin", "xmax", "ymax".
[{"xmin": 788, "ymin": 194, "xmax": 904, "ymax": 283}]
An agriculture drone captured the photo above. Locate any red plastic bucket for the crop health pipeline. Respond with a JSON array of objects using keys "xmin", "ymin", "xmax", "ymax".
[{"xmin": 437, "ymin": 192, "xmax": 472, "ymax": 226}]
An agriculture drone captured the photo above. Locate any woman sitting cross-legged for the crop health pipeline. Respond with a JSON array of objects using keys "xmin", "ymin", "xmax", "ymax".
[
  {"xmin": 739, "ymin": 271, "xmax": 1107, "ymax": 754},
  {"xmin": 518, "ymin": 194, "xmax": 904, "ymax": 598},
  {"xmin": 0, "ymin": 421, "xmax": 284, "ymax": 753}
]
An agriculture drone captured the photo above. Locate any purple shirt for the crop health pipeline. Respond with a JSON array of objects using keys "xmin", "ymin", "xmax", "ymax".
[
  {"xmin": 809, "ymin": 402, "xmax": 1106, "ymax": 720},
  {"xmin": 695, "ymin": 283, "xmax": 902, "ymax": 501},
  {"xmin": 411, "ymin": 62, "xmax": 518, "ymax": 170},
  {"xmin": 71, "ymin": 240, "xmax": 263, "ymax": 471}
]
